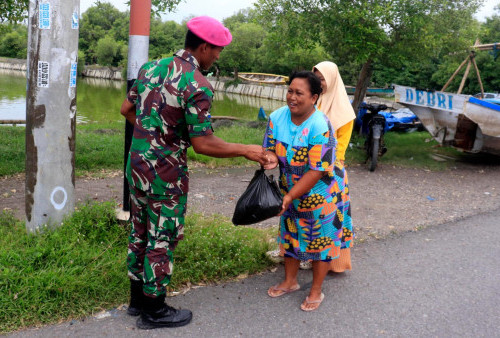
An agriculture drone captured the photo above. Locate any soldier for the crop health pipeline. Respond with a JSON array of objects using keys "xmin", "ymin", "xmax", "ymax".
[{"xmin": 120, "ymin": 16, "xmax": 272, "ymax": 330}]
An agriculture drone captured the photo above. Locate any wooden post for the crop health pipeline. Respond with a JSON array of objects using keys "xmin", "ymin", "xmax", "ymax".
[
  {"xmin": 457, "ymin": 58, "xmax": 471, "ymax": 94},
  {"xmin": 470, "ymin": 54, "xmax": 485, "ymax": 98},
  {"xmin": 441, "ymin": 57, "xmax": 468, "ymax": 92}
]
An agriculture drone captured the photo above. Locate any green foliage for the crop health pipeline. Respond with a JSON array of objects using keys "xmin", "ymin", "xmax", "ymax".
[
  {"xmin": 255, "ymin": 0, "xmax": 484, "ymax": 94},
  {"xmin": 95, "ymin": 35, "xmax": 120, "ymax": 66},
  {"xmin": 148, "ymin": 18, "xmax": 186, "ymax": 59},
  {"xmin": 0, "ymin": 24, "xmax": 27, "ymax": 58},
  {"xmin": 0, "ymin": 203, "xmax": 274, "ymax": 333},
  {"xmin": 218, "ymin": 22, "xmax": 266, "ymax": 73},
  {"xmin": 0, "ymin": 0, "xmax": 28, "ymax": 24},
  {"xmin": 79, "ymin": 3, "xmax": 129, "ymax": 65},
  {"xmin": 77, "ymin": 50, "xmax": 86, "ymax": 75}
]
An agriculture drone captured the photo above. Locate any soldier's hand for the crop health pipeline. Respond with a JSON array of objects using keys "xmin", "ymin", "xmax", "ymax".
[
  {"xmin": 263, "ymin": 151, "xmax": 278, "ymax": 170},
  {"xmin": 244, "ymin": 145, "xmax": 269, "ymax": 166}
]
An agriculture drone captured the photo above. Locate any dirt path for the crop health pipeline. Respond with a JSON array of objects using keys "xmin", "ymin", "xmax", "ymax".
[{"xmin": 1, "ymin": 160, "xmax": 500, "ymax": 240}]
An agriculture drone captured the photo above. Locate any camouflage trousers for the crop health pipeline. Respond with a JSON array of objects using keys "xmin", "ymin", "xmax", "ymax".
[{"xmin": 127, "ymin": 186, "xmax": 187, "ymax": 297}]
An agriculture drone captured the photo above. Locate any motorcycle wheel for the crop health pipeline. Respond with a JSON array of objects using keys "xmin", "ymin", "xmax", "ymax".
[{"xmin": 369, "ymin": 136, "xmax": 379, "ymax": 172}]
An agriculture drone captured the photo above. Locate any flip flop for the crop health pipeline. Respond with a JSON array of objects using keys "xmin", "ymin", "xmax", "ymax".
[
  {"xmin": 300, "ymin": 293, "xmax": 325, "ymax": 311},
  {"xmin": 267, "ymin": 283, "xmax": 301, "ymax": 298}
]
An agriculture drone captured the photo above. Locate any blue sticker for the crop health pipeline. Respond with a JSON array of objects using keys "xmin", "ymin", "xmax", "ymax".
[
  {"xmin": 72, "ymin": 12, "xmax": 79, "ymax": 29},
  {"xmin": 39, "ymin": 2, "xmax": 51, "ymax": 29},
  {"xmin": 69, "ymin": 62, "xmax": 77, "ymax": 88}
]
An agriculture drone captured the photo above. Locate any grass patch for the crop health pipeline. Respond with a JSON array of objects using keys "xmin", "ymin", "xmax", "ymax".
[
  {"xmin": 0, "ymin": 203, "xmax": 275, "ymax": 333},
  {"xmin": 1, "ymin": 124, "xmax": 475, "ymax": 178},
  {"xmin": 346, "ymin": 131, "xmax": 463, "ymax": 170},
  {"xmin": 0, "ymin": 127, "xmax": 25, "ymax": 176},
  {"xmin": 187, "ymin": 121, "xmax": 267, "ymax": 167}
]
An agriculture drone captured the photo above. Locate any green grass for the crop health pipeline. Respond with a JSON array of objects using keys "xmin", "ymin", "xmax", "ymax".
[
  {"xmin": 0, "ymin": 203, "xmax": 275, "ymax": 333},
  {"xmin": 0, "ymin": 123, "xmax": 478, "ymax": 178},
  {"xmin": 0, "ymin": 127, "xmax": 25, "ymax": 176},
  {"xmin": 346, "ymin": 131, "xmax": 464, "ymax": 170}
]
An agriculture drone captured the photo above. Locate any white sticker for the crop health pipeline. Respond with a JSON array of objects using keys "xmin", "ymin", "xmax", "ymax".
[
  {"xmin": 37, "ymin": 61, "xmax": 49, "ymax": 88},
  {"xmin": 72, "ymin": 12, "xmax": 79, "ymax": 29},
  {"xmin": 39, "ymin": 2, "xmax": 51, "ymax": 29},
  {"xmin": 69, "ymin": 62, "xmax": 77, "ymax": 88}
]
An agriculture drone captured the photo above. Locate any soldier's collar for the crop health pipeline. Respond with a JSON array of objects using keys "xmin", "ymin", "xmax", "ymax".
[{"xmin": 175, "ymin": 49, "xmax": 201, "ymax": 69}]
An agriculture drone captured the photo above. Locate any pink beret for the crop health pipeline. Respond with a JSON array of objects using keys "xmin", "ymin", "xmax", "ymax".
[{"xmin": 187, "ymin": 16, "xmax": 232, "ymax": 47}]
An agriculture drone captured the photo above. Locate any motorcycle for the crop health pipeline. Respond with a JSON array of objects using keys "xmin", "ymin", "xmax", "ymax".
[{"xmin": 359, "ymin": 103, "xmax": 388, "ymax": 171}]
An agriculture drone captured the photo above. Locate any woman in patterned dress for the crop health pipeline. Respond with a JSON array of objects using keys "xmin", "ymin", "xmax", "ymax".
[
  {"xmin": 313, "ymin": 61, "xmax": 355, "ymax": 273},
  {"xmin": 264, "ymin": 71, "xmax": 348, "ymax": 311}
]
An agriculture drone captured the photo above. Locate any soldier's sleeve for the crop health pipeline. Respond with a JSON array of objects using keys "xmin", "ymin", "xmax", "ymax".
[
  {"xmin": 185, "ymin": 85, "xmax": 214, "ymax": 138},
  {"xmin": 126, "ymin": 67, "xmax": 147, "ymax": 104}
]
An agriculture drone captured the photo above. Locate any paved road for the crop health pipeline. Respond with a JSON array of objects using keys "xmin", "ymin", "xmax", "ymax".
[{"xmin": 9, "ymin": 209, "xmax": 500, "ymax": 337}]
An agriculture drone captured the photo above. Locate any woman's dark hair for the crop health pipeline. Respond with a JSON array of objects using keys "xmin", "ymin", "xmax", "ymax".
[
  {"xmin": 288, "ymin": 71, "xmax": 323, "ymax": 97},
  {"xmin": 185, "ymin": 29, "xmax": 216, "ymax": 50}
]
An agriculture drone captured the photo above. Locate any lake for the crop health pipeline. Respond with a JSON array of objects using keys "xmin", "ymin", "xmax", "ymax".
[{"xmin": 0, "ymin": 70, "xmax": 284, "ymax": 124}]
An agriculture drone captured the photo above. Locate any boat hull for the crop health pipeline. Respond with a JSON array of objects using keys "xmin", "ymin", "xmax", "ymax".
[{"xmin": 394, "ymin": 85, "xmax": 500, "ymax": 155}]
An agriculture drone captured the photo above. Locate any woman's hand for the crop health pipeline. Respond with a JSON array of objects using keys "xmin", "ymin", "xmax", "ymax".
[
  {"xmin": 263, "ymin": 151, "xmax": 278, "ymax": 170},
  {"xmin": 277, "ymin": 194, "xmax": 293, "ymax": 216}
]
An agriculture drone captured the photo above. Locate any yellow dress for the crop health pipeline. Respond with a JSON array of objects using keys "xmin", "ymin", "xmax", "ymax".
[{"xmin": 330, "ymin": 120, "xmax": 354, "ymax": 272}]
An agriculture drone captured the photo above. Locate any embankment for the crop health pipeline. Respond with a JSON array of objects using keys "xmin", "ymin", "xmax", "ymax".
[{"xmin": 0, "ymin": 57, "xmax": 122, "ymax": 80}]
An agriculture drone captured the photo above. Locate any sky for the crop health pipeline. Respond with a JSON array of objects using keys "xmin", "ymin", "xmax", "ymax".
[
  {"xmin": 79, "ymin": 0, "xmax": 257, "ymax": 23},
  {"xmin": 79, "ymin": 0, "xmax": 498, "ymax": 23}
]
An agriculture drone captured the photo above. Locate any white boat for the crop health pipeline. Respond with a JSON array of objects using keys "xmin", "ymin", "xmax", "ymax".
[{"xmin": 393, "ymin": 84, "xmax": 500, "ymax": 155}]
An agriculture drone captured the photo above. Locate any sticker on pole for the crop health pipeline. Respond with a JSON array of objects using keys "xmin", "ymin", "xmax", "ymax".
[
  {"xmin": 72, "ymin": 12, "xmax": 79, "ymax": 29},
  {"xmin": 69, "ymin": 62, "xmax": 77, "ymax": 88},
  {"xmin": 37, "ymin": 61, "xmax": 49, "ymax": 88},
  {"xmin": 39, "ymin": 2, "xmax": 51, "ymax": 29}
]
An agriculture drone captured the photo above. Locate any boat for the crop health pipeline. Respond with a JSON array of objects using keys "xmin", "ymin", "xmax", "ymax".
[
  {"xmin": 393, "ymin": 84, "xmax": 500, "ymax": 155},
  {"xmin": 237, "ymin": 72, "xmax": 288, "ymax": 85}
]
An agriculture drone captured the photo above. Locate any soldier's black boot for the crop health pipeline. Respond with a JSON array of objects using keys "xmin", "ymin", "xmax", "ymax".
[
  {"xmin": 126, "ymin": 279, "xmax": 143, "ymax": 316},
  {"xmin": 136, "ymin": 294, "xmax": 192, "ymax": 329}
]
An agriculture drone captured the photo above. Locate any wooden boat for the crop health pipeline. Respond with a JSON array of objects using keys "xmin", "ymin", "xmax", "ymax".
[
  {"xmin": 237, "ymin": 72, "xmax": 288, "ymax": 85},
  {"xmin": 394, "ymin": 84, "xmax": 500, "ymax": 155}
]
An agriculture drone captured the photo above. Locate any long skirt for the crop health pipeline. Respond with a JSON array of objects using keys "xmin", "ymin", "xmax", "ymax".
[{"xmin": 329, "ymin": 161, "xmax": 353, "ymax": 272}]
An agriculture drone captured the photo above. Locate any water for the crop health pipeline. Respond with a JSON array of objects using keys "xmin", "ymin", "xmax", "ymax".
[{"xmin": 0, "ymin": 70, "xmax": 284, "ymax": 125}]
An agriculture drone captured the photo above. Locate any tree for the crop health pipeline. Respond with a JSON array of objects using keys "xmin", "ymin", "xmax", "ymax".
[
  {"xmin": 0, "ymin": 24, "xmax": 27, "ymax": 58},
  {"xmin": 96, "ymin": 35, "xmax": 120, "ymax": 66},
  {"xmin": 218, "ymin": 23, "xmax": 266, "ymax": 74},
  {"xmin": 79, "ymin": 3, "xmax": 129, "ymax": 64},
  {"xmin": 256, "ymin": 0, "xmax": 484, "ymax": 113},
  {"xmin": 0, "ymin": 0, "xmax": 28, "ymax": 24}
]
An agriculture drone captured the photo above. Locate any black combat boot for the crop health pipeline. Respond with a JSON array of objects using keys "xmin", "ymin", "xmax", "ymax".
[
  {"xmin": 126, "ymin": 279, "xmax": 143, "ymax": 316},
  {"xmin": 136, "ymin": 294, "xmax": 192, "ymax": 329}
]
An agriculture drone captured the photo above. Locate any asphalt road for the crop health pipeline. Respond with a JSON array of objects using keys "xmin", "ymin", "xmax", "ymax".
[{"xmin": 8, "ymin": 209, "xmax": 500, "ymax": 337}]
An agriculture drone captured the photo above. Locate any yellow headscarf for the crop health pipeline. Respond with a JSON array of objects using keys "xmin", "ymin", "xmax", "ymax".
[{"xmin": 313, "ymin": 61, "xmax": 356, "ymax": 130}]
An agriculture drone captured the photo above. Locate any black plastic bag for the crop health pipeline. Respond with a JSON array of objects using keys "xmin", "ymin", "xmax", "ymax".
[{"xmin": 232, "ymin": 168, "xmax": 283, "ymax": 225}]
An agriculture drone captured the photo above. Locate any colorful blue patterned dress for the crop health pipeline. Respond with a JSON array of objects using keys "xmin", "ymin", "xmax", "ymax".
[{"xmin": 263, "ymin": 106, "xmax": 354, "ymax": 262}]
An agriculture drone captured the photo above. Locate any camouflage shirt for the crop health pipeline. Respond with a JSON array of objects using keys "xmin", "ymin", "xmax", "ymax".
[{"xmin": 126, "ymin": 49, "xmax": 214, "ymax": 195}]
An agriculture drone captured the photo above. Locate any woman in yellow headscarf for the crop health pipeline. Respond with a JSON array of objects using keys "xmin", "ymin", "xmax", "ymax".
[{"xmin": 312, "ymin": 61, "xmax": 355, "ymax": 273}]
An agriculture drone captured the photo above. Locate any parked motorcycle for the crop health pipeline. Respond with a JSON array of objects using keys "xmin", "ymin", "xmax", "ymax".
[{"xmin": 360, "ymin": 103, "xmax": 388, "ymax": 171}]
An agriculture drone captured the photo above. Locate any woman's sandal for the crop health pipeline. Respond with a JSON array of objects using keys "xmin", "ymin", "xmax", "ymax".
[
  {"xmin": 267, "ymin": 284, "xmax": 301, "ymax": 298},
  {"xmin": 300, "ymin": 292, "xmax": 325, "ymax": 311}
]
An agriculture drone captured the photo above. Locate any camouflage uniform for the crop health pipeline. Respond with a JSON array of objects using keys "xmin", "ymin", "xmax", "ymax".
[{"xmin": 125, "ymin": 49, "xmax": 214, "ymax": 297}]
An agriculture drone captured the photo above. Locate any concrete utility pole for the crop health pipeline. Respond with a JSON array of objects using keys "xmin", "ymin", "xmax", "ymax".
[
  {"xmin": 122, "ymin": 0, "xmax": 151, "ymax": 213},
  {"xmin": 25, "ymin": 0, "xmax": 79, "ymax": 232}
]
